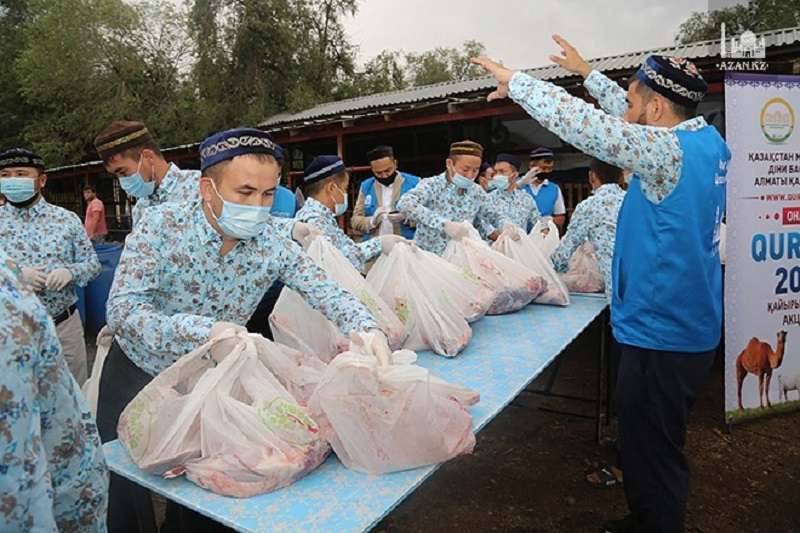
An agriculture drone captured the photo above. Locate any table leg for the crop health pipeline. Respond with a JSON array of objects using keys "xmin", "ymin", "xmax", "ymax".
[{"xmin": 595, "ymin": 310, "xmax": 610, "ymax": 444}]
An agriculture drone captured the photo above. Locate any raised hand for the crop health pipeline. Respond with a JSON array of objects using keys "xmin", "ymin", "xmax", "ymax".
[
  {"xmin": 549, "ymin": 34, "xmax": 592, "ymax": 78},
  {"xmin": 470, "ymin": 56, "xmax": 513, "ymax": 101}
]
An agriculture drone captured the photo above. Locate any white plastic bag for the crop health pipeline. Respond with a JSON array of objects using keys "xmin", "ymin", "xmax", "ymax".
[
  {"xmin": 367, "ymin": 242, "xmax": 480, "ymax": 357},
  {"xmin": 309, "ymin": 346, "xmax": 478, "ymax": 475},
  {"xmin": 719, "ymin": 222, "xmax": 727, "ymax": 265},
  {"xmin": 529, "ymin": 218, "xmax": 560, "ymax": 258},
  {"xmin": 270, "ymin": 236, "xmax": 408, "ymax": 362},
  {"xmin": 118, "ymin": 332, "xmax": 329, "ymax": 497},
  {"xmin": 443, "ymin": 226, "xmax": 545, "ymax": 315},
  {"xmin": 81, "ymin": 326, "xmax": 113, "ymax": 416},
  {"xmin": 492, "ymin": 232, "xmax": 570, "ymax": 306},
  {"xmin": 561, "ymin": 241, "xmax": 605, "ymax": 294}
]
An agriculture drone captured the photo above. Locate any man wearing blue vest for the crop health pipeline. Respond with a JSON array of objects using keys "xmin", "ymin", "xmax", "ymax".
[
  {"xmin": 351, "ymin": 145, "xmax": 420, "ymax": 241},
  {"xmin": 475, "ymin": 34, "xmax": 728, "ymax": 533},
  {"xmin": 522, "ymin": 146, "xmax": 566, "ymax": 229}
]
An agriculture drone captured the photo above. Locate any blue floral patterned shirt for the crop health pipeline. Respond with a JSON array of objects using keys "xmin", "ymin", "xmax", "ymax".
[
  {"xmin": 396, "ymin": 173, "xmax": 500, "ymax": 255},
  {"xmin": 551, "ymin": 184, "xmax": 626, "ymax": 300},
  {"xmin": 295, "ymin": 197, "xmax": 382, "ymax": 273},
  {"xmin": 508, "ymin": 70, "xmax": 708, "ymax": 205},
  {"xmin": 0, "ymin": 198, "xmax": 101, "ymax": 317},
  {"xmin": 131, "ymin": 163, "xmax": 201, "ymax": 228},
  {"xmin": 483, "ymin": 187, "xmax": 541, "ymax": 231},
  {"xmin": 0, "ymin": 250, "xmax": 108, "ymax": 531},
  {"xmin": 107, "ymin": 201, "xmax": 378, "ymax": 376}
]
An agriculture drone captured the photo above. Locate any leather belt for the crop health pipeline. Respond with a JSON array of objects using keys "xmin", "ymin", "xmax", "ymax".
[{"xmin": 54, "ymin": 304, "xmax": 78, "ymax": 326}]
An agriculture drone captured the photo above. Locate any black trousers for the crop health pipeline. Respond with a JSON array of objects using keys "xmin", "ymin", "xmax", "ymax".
[
  {"xmin": 97, "ymin": 342, "xmax": 158, "ymax": 533},
  {"xmin": 616, "ymin": 344, "xmax": 714, "ymax": 533},
  {"xmin": 245, "ymin": 281, "xmax": 284, "ymax": 339},
  {"xmin": 97, "ymin": 342, "xmax": 232, "ymax": 533}
]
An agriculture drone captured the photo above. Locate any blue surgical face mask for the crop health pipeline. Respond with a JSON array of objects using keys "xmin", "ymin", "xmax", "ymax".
[
  {"xmin": 207, "ymin": 180, "xmax": 271, "ymax": 240},
  {"xmin": 0, "ymin": 177, "xmax": 37, "ymax": 203},
  {"xmin": 119, "ymin": 155, "xmax": 156, "ymax": 199},
  {"xmin": 488, "ymin": 175, "xmax": 509, "ymax": 191},
  {"xmin": 333, "ymin": 184, "xmax": 349, "ymax": 216},
  {"xmin": 452, "ymin": 174, "xmax": 475, "ymax": 190}
]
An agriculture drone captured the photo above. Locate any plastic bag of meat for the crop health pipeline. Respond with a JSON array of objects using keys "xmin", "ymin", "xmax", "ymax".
[
  {"xmin": 443, "ymin": 225, "xmax": 545, "ymax": 315},
  {"xmin": 367, "ymin": 241, "xmax": 487, "ymax": 357},
  {"xmin": 308, "ymin": 334, "xmax": 479, "ymax": 475},
  {"xmin": 561, "ymin": 241, "xmax": 605, "ymax": 294},
  {"xmin": 270, "ymin": 235, "xmax": 408, "ymax": 362},
  {"xmin": 529, "ymin": 217, "xmax": 560, "ymax": 258},
  {"xmin": 492, "ymin": 231, "xmax": 570, "ymax": 306},
  {"xmin": 118, "ymin": 331, "xmax": 329, "ymax": 498}
]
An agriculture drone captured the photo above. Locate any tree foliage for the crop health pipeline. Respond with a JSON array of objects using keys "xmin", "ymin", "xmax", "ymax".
[
  {"xmin": 2, "ymin": 0, "xmax": 486, "ymax": 166},
  {"xmin": 676, "ymin": 0, "xmax": 800, "ymax": 44}
]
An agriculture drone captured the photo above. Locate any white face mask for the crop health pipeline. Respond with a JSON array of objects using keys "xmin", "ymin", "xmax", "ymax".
[
  {"xmin": 332, "ymin": 183, "xmax": 349, "ymax": 216},
  {"xmin": 206, "ymin": 180, "xmax": 271, "ymax": 239}
]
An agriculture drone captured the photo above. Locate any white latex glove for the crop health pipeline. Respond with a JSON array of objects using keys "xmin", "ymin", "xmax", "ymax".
[
  {"xmin": 350, "ymin": 329, "xmax": 392, "ymax": 366},
  {"xmin": 292, "ymin": 222, "xmax": 321, "ymax": 247},
  {"xmin": 518, "ymin": 166, "xmax": 544, "ymax": 187},
  {"xmin": 21, "ymin": 266, "xmax": 47, "ymax": 291},
  {"xmin": 46, "ymin": 268, "xmax": 73, "ymax": 291},
  {"xmin": 370, "ymin": 208, "xmax": 388, "ymax": 229},
  {"xmin": 96, "ymin": 325, "xmax": 114, "ymax": 349},
  {"xmin": 502, "ymin": 223, "xmax": 521, "ymax": 241},
  {"xmin": 208, "ymin": 321, "xmax": 248, "ymax": 363},
  {"xmin": 444, "ymin": 221, "xmax": 471, "ymax": 241},
  {"xmin": 379, "ymin": 234, "xmax": 405, "ymax": 255},
  {"xmin": 387, "ymin": 212, "xmax": 405, "ymax": 224}
]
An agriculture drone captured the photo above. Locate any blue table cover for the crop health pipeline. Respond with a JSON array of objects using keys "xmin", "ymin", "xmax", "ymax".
[{"xmin": 103, "ymin": 295, "xmax": 607, "ymax": 532}]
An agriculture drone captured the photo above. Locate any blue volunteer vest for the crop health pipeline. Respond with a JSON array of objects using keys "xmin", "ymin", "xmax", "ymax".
[
  {"xmin": 271, "ymin": 185, "xmax": 297, "ymax": 218},
  {"xmin": 611, "ymin": 125, "xmax": 729, "ymax": 353},
  {"xmin": 361, "ymin": 173, "xmax": 420, "ymax": 240},
  {"xmin": 523, "ymin": 181, "xmax": 559, "ymax": 216}
]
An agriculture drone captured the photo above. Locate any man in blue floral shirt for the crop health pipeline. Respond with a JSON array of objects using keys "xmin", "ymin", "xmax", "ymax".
[
  {"xmin": 94, "ymin": 120, "xmax": 201, "ymax": 229},
  {"xmin": 475, "ymin": 35, "xmax": 729, "ymax": 533},
  {"xmin": 551, "ymin": 158, "xmax": 625, "ymax": 301},
  {"xmin": 0, "ymin": 148, "xmax": 101, "ymax": 384},
  {"xmin": 397, "ymin": 140, "xmax": 504, "ymax": 255},
  {"xmin": 296, "ymin": 155, "xmax": 402, "ymax": 273},
  {"xmin": 0, "ymin": 249, "xmax": 108, "ymax": 531},
  {"xmin": 97, "ymin": 128, "xmax": 388, "ymax": 531},
  {"xmin": 483, "ymin": 153, "xmax": 541, "ymax": 232}
]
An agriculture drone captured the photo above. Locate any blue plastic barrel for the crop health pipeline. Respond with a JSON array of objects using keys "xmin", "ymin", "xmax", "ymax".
[{"xmin": 85, "ymin": 243, "xmax": 123, "ymax": 336}]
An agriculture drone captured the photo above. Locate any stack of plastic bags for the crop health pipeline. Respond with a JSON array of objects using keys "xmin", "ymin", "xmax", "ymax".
[
  {"xmin": 309, "ymin": 332, "xmax": 479, "ymax": 474},
  {"xmin": 117, "ymin": 331, "xmax": 330, "ymax": 498},
  {"xmin": 561, "ymin": 241, "xmax": 605, "ymax": 294},
  {"xmin": 118, "ymin": 329, "xmax": 480, "ymax": 493},
  {"xmin": 367, "ymin": 241, "xmax": 495, "ymax": 357},
  {"xmin": 492, "ymin": 228, "xmax": 570, "ymax": 306},
  {"xmin": 443, "ymin": 226, "xmax": 545, "ymax": 315},
  {"xmin": 529, "ymin": 218, "xmax": 560, "ymax": 258},
  {"xmin": 270, "ymin": 236, "xmax": 407, "ymax": 362}
]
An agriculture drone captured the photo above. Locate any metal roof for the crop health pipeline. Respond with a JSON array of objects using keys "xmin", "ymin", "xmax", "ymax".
[{"xmin": 259, "ymin": 26, "xmax": 800, "ymax": 128}]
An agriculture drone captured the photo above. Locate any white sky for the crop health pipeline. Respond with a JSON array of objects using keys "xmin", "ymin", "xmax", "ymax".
[{"xmin": 344, "ymin": 0, "xmax": 717, "ymax": 69}]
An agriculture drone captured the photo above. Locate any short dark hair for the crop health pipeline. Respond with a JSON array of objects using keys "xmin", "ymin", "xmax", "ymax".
[
  {"xmin": 83, "ymin": 184, "xmax": 96, "ymax": 193},
  {"xmin": 633, "ymin": 80, "xmax": 697, "ymax": 121},
  {"xmin": 302, "ymin": 171, "xmax": 347, "ymax": 198},
  {"xmin": 589, "ymin": 158, "xmax": 623, "ymax": 185}
]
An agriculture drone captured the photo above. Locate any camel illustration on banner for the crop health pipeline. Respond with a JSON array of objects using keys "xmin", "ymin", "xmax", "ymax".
[{"xmin": 736, "ymin": 331, "xmax": 788, "ymax": 410}]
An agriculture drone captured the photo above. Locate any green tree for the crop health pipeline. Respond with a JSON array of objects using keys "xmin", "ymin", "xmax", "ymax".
[
  {"xmin": 405, "ymin": 40, "xmax": 487, "ymax": 86},
  {"xmin": 676, "ymin": 0, "xmax": 800, "ymax": 44},
  {"xmin": 0, "ymin": 0, "xmax": 35, "ymax": 150}
]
